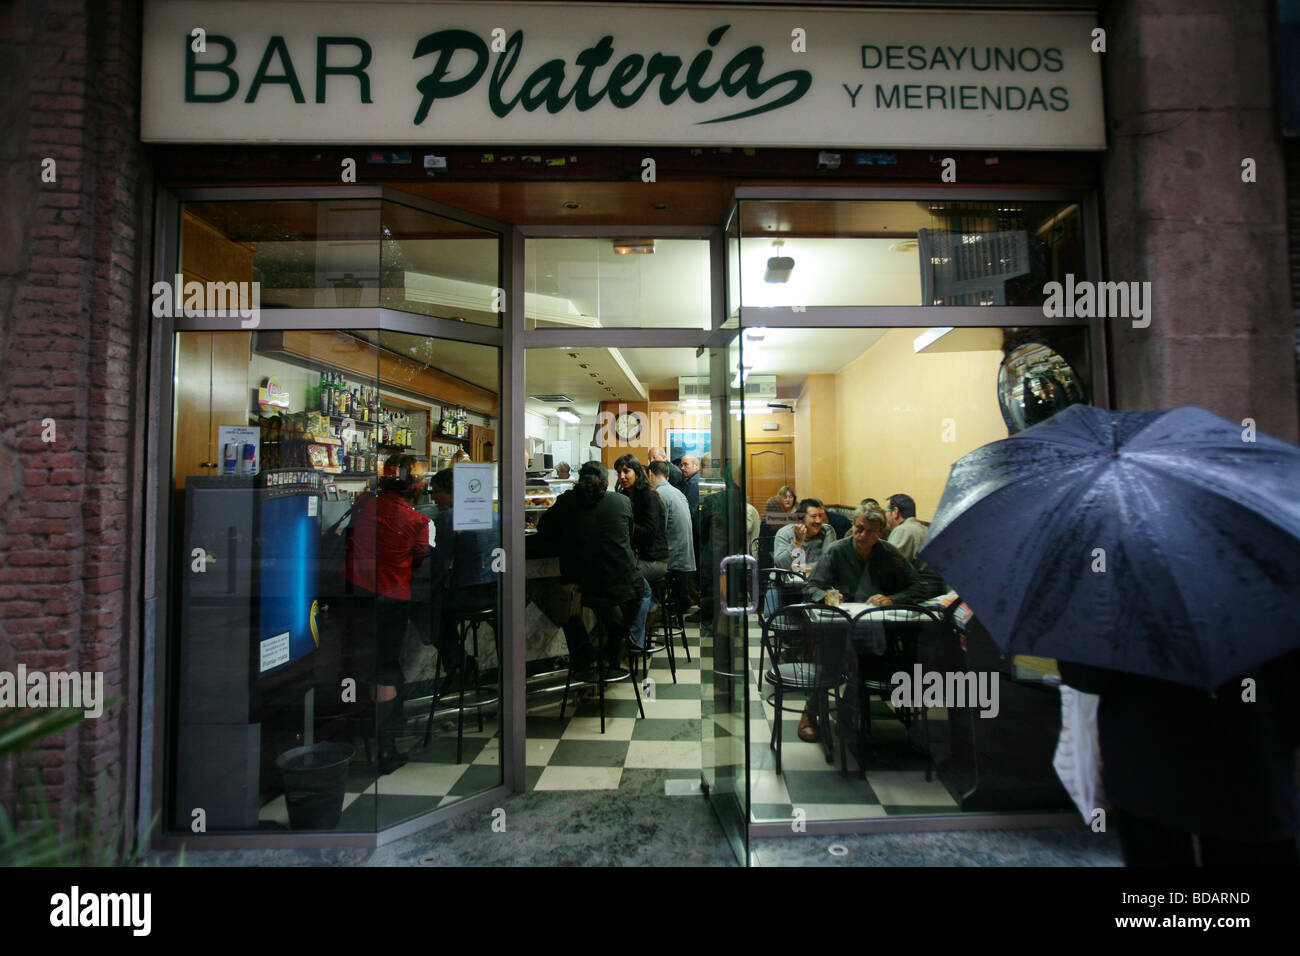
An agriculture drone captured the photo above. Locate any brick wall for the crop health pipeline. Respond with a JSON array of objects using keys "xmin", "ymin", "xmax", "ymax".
[{"xmin": 0, "ymin": 0, "xmax": 149, "ymax": 844}]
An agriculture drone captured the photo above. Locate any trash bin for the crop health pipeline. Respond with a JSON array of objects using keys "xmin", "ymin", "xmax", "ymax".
[{"xmin": 276, "ymin": 743, "xmax": 355, "ymax": 830}]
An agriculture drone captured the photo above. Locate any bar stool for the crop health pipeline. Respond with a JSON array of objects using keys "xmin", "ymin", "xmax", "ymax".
[
  {"xmin": 424, "ymin": 603, "xmax": 501, "ymax": 763},
  {"xmin": 559, "ymin": 607, "xmax": 646, "ymax": 734},
  {"xmin": 663, "ymin": 570, "xmax": 692, "ymax": 663},
  {"xmin": 632, "ymin": 576, "xmax": 677, "ymax": 683}
]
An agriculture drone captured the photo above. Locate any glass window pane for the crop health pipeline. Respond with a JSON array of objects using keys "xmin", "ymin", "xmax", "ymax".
[
  {"xmin": 180, "ymin": 200, "xmax": 382, "ymax": 308},
  {"xmin": 525, "ymin": 238, "xmax": 711, "ymax": 329},
  {"xmin": 740, "ymin": 325, "xmax": 1091, "ymax": 825},
  {"xmin": 170, "ymin": 327, "xmax": 502, "ymax": 834},
  {"xmin": 738, "ymin": 200, "xmax": 1087, "ymax": 308},
  {"xmin": 381, "ymin": 202, "xmax": 501, "ymax": 327}
]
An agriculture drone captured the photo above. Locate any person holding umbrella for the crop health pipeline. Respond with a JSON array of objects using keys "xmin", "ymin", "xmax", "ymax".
[{"xmin": 921, "ymin": 404, "xmax": 1300, "ymax": 867}]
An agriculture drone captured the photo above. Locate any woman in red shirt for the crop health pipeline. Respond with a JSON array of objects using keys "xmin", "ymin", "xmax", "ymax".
[{"xmin": 345, "ymin": 455, "xmax": 434, "ymax": 774}]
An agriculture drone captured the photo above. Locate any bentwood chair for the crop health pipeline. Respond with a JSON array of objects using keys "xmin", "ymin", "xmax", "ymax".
[
  {"xmin": 847, "ymin": 604, "xmax": 948, "ymax": 780},
  {"xmin": 761, "ymin": 603, "xmax": 852, "ymax": 775},
  {"xmin": 756, "ymin": 568, "xmax": 806, "ymax": 695}
]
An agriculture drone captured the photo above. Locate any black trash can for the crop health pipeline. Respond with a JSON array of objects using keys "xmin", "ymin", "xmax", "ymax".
[{"xmin": 276, "ymin": 743, "xmax": 355, "ymax": 830}]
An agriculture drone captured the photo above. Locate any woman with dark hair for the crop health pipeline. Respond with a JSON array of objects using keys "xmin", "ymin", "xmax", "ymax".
[
  {"xmin": 537, "ymin": 460, "xmax": 646, "ymax": 671},
  {"xmin": 343, "ymin": 454, "xmax": 434, "ymax": 774},
  {"xmin": 614, "ymin": 453, "xmax": 668, "ymax": 649},
  {"xmin": 613, "ymin": 454, "xmax": 668, "ymax": 584}
]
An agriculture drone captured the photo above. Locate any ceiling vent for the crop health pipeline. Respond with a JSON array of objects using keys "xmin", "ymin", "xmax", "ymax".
[{"xmin": 531, "ymin": 394, "xmax": 576, "ymax": 403}]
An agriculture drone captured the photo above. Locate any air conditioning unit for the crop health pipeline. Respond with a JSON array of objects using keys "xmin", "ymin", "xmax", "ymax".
[
  {"xmin": 742, "ymin": 375, "xmax": 778, "ymax": 401},
  {"xmin": 677, "ymin": 376, "xmax": 710, "ymax": 400}
]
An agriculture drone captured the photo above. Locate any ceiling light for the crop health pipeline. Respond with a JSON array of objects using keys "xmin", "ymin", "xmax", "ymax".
[
  {"xmin": 612, "ymin": 238, "xmax": 655, "ymax": 255},
  {"xmin": 563, "ymin": 201, "xmax": 580, "ymax": 210},
  {"xmin": 764, "ymin": 240, "xmax": 794, "ymax": 283},
  {"xmin": 555, "ymin": 406, "xmax": 581, "ymax": 424}
]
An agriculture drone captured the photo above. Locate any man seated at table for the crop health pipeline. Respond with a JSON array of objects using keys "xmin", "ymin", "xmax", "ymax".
[
  {"xmin": 773, "ymin": 498, "xmax": 837, "ymax": 573},
  {"xmin": 882, "ymin": 493, "xmax": 927, "ymax": 562},
  {"xmin": 804, "ymin": 504, "xmax": 929, "ymax": 608},
  {"xmin": 793, "ymin": 504, "xmax": 929, "ymax": 743}
]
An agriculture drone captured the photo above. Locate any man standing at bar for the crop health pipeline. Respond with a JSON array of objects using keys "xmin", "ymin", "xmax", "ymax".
[
  {"xmin": 649, "ymin": 459, "xmax": 695, "ymax": 612},
  {"xmin": 648, "ymin": 446, "xmax": 686, "ymax": 493}
]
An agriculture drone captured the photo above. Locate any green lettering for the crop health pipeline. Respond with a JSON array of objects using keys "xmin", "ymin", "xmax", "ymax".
[
  {"xmin": 245, "ymin": 36, "xmax": 305, "ymax": 104},
  {"xmin": 413, "ymin": 28, "xmax": 488, "ymax": 123},
  {"xmin": 488, "ymin": 30, "xmax": 524, "ymax": 118},
  {"xmin": 316, "ymin": 37, "xmax": 372, "ymax": 104},
  {"xmin": 700, "ymin": 46, "xmax": 811, "ymax": 123},
  {"xmin": 647, "ymin": 53, "xmax": 688, "ymax": 105},
  {"xmin": 185, "ymin": 35, "xmax": 238, "ymax": 103},
  {"xmin": 904, "ymin": 84, "xmax": 922, "ymax": 108},
  {"xmin": 571, "ymin": 36, "xmax": 615, "ymax": 110},
  {"xmin": 1049, "ymin": 86, "xmax": 1069, "ymax": 110},
  {"xmin": 519, "ymin": 58, "xmax": 572, "ymax": 112},
  {"xmin": 606, "ymin": 54, "xmax": 648, "ymax": 108},
  {"xmin": 875, "ymin": 84, "xmax": 900, "ymax": 108}
]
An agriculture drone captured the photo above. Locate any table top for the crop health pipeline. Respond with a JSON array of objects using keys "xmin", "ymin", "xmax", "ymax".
[{"xmin": 823, "ymin": 603, "xmax": 928, "ymax": 622}]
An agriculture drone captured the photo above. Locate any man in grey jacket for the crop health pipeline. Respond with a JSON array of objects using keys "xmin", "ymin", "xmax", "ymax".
[
  {"xmin": 649, "ymin": 460, "xmax": 695, "ymax": 608},
  {"xmin": 773, "ymin": 498, "xmax": 837, "ymax": 572}
]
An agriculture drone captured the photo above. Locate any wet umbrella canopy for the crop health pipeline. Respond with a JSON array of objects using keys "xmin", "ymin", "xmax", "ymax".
[{"xmin": 920, "ymin": 405, "xmax": 1300, "ymax": 691}]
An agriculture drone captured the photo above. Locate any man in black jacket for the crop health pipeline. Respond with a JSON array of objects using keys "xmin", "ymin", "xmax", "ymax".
[{"xmin": 537, "ymin": 461, "xmax": 646, "ymax": 671}]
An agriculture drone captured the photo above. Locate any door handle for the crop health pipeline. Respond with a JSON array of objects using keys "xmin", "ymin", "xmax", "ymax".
[{"xmin": 719, "ymin": 554, "xmax": 757, "ymax": 616}]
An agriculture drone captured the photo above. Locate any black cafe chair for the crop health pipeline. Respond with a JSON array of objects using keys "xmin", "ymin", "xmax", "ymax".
[
  {"xmin": 761, "ymin": 602, "xmax": 852, "ymax": 775},
  {"xmin": 846, "ymin": 604, "xmax": 948, "ymax": 781},
  {"xmin": 756, "ymin": 568, "xmax": 806, "ymax": 696}
]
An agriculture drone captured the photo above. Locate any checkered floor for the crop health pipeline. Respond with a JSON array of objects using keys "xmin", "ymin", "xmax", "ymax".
[
  {"xmin": 259, "ymin": 619, "xmax": 969, "ymax": 831},
  {"xmin": 740, "ymin": 631, "xmax": 962, "ymax": 823}
]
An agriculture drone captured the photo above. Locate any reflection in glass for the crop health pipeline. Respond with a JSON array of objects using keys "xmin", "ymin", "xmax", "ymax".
[
  {"xmin": 736, "ymin": 200, "xmax": 1086, "ymax": 309},
  {"xmin": 177, "ymin": 200, "xmax": 500, "ymax": 326},
  {"xmin": 525, "ymin": 238, "xmax": 711, "ymax": 329}
]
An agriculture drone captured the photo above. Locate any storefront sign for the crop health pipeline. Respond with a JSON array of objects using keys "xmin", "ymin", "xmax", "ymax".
[{"xmin": 142, "ymin": 1, "xmax": 1104, "ymax": 149}]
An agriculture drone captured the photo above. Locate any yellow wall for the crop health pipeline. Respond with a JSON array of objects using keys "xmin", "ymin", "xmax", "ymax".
[
  {"xmin": 829, "ymin": 329, "xmax": 1007, "ymax": 519},
  {"xmin": 794, "ymin": 374, "xmax": 840, "ymax": 504}
]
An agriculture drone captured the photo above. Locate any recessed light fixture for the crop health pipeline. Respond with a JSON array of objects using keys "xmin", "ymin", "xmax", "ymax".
[
  {"xmin": 612, "ymin": 238, "xmax": 655, "ymax": 255},
  {"xmin": 568, "ymin": 352, "xmax": 580, "ymax": 358},
  {"xmin": 652, "ymin": 201, "xmax": 668, "ymax": 210},
  {"xmin": 579, "ymin": 363, "xmax": 590, "ymax": 369},
  {"xmin": 562, "ymin": 201, "xmax": 580, "ymax": 210}
]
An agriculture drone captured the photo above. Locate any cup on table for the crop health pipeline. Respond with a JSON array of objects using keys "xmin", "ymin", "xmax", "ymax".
[{"xmin": 825, "ymin": 588, "xmax": 842, "ymax": 607}]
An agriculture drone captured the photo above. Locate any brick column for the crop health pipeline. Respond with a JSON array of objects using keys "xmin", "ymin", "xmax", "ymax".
[
  {"xmin": 1101, "ymin": 0, "xmax": 1299, "ymax": 441},
  {"xmin": 0, "ymin": 0, "xmax": 149, "ymax": 844}
]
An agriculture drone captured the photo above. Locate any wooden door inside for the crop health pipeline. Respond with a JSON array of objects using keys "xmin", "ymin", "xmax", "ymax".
[{"xmin": 746, "ymin": 440, "xmax": 793, "ymax": 510}]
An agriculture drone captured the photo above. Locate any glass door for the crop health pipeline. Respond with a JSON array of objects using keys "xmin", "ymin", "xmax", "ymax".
[{"xmin": 698, "ymin": 329, "xmax": 751, "ymax": 864}]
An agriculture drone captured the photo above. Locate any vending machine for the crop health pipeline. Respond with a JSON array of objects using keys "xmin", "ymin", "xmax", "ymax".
[{"xmin": 173, "ymin": 469, "xmax": 323, "ymax": 830}]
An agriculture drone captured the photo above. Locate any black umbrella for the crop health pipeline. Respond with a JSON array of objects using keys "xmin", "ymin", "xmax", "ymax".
[{"xmin": 919, "ymin": 405, "xmax": 1300, "ymax": 690}]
